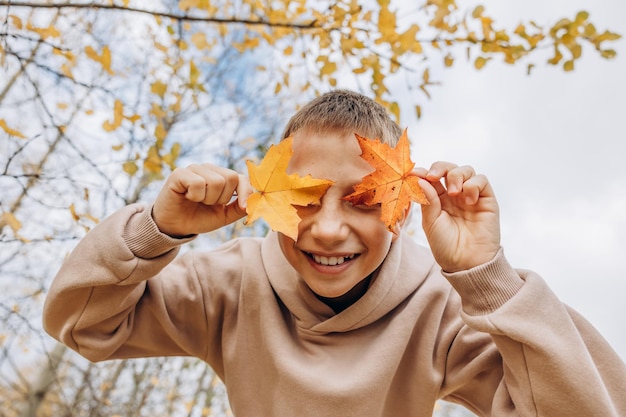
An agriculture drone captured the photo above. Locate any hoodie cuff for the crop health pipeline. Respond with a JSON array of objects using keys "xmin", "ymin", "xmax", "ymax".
[
  {"xmin": 123, "ymin": 205, "xmax": 196, "ymax": 259},
  {"xmin": 442, "ymin": 248, "xmax": 524, "ymax": 316}
]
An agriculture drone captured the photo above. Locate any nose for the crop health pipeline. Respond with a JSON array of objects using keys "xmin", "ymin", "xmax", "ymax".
[{"xmin": 308, "ymin": 198, "xmax": 350, "ymax": 245}]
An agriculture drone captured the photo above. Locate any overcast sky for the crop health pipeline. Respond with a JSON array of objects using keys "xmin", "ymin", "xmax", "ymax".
[{"xmin": 401, "ymin": 0, "xmax": 626, "ymax": 360}]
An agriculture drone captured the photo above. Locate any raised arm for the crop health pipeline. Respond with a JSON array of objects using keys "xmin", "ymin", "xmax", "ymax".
[
  {"xmin": 416, "ymin": 161, "xmax": 626, "ymax": 416},
  {"xmin": 43, "ymin": 164, "xmax": 252, "ymax": 361}
]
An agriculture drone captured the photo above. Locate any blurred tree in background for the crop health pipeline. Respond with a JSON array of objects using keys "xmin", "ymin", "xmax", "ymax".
[{"xmin": 0, "ymin": 1, "xmax": 619, "ymax": 416}]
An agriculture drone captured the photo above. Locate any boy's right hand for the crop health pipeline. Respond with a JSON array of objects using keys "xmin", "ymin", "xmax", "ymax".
[{"xmin": 152, "ymin": 164, "xmax": 252, "ymax": 237}]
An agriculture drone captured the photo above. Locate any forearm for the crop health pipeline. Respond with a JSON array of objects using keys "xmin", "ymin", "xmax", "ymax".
[
  {"xmin": 444, "ymin": 251, "xmax": 626, "ymax": 416},
  {"xmin": 42, "ymin": 204, "xmax": 193, "ymax": 361}
]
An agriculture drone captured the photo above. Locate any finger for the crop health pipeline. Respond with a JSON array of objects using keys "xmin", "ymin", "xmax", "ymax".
[
  {"xmin": 425, "ymin": 161, "xmax": 459, "ymax": 181},
  {"xmin": 168, "ymin": 166, "xmax": 207, "ymax": 202},
  {"xmin": 222, "ymin": 199, "xmax": 249, "ymax": 225},
  {"xmin": 417, "ymin": 178, "xmax": 442, "ymax": 226},
  {"xmin": 235, "ymin": 174, "xmax": 254, "ymax": 211},
  {"xmin": 187, "ymin": 165, "xmax": 239, "ymax": 206},
  {"xmin": 213, "ymin": 175, "xmax": 252, "ymax": 225},
  {"xmin": 412, "ymin": 166, "xmax": 429, "ymax": 178},
  {"xmin": 417, "ymin": 163, "xmax": 460, "ymax": 198},
  {"xmin": 425, "ymin": 161, "xmax": 461, "ymax": 194},
  {"xmin": 444, "ymin": 165, "xmax": 476, "ymax": 196},
  {"xmin": 459, "ymin": 174, "xmax": 493, "ymax": 205},
  {"xmin": 208, "ymin": 166, "xmax": 241, "ymax": 206}
]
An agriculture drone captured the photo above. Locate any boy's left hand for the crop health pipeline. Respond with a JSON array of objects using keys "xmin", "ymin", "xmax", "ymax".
[{"xmin": 415, "ymin": 162, "xmax": 501, "ymax": 273}]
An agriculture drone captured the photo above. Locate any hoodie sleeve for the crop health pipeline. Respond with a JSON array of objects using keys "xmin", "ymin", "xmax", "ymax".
[
  {"xmin": 441, "ymin": 248, "xmax": 626, "ymax": 416},
  {"xmin": 42, "ymin": 204, "xmax": 209, "ymax": 362}
]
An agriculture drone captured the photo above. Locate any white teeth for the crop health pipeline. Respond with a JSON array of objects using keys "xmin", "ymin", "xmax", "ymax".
[{"xmin": 311, "ymin": 253, "xmax": 355, "ymax": 266}]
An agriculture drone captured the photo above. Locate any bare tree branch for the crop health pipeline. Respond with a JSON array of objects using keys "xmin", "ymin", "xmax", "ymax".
[{"xmin": 0, "ymin": 1, "xmax": 320, "ymax": 30}]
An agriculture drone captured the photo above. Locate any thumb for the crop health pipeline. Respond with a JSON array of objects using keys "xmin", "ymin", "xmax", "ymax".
[
  {"xmin": 221, "ymin": 199, "xmax": 248, "ymax": 226},
  {"xmin": 226, "ymin": 173, "xmax": 253, "ymax": 224},
  {"xmin": 418, "ymin": 178, "xmax": 442, "ymax": 228}
]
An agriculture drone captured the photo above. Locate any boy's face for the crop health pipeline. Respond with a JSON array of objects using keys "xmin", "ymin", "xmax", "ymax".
[{"xmin": 277, "ymin": 129, "xmax": 400, "ymax": 299}]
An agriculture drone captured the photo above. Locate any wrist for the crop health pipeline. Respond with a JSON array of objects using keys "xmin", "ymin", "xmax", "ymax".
[
  {"xmin": 124, "ymin": 205, "xmax": 196, "ymax": 259},
  {"xmin": 151, "ymin": 206, "xmax": 195, "ymax": 238},
  {"xmin": 442, "ymin": 248, "xmax": 524, "ymax": 315}
]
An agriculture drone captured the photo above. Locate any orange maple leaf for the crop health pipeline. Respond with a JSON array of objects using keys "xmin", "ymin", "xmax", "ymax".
[
  {"xmin": 343, "ymin": 129, "xmax": 429, "ymax": 232},
  {"xmin": 245, "ymin": 137, "xmax": 334, "ymax": 241}
]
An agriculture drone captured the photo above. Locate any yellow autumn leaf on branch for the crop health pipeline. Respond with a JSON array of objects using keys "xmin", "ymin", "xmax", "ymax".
[
  {"xmin": 191, "ymin": 32, "xmax": 211, "ymax": 49},
  {"xmin": 85, "ymin": 45, "xmax": 113, "ymax": 74},
  {"xmin": 123, "ymin": 161, "xmax": 138, "ymax": 176},
  {"xmin": 0, "ymin": 119, "xmax": 26, "ymax": 138},
  {"xmin": 245, "ymin": 137, "xmax": 334, "ymax": 241},
  {"xmin": 474, "ymin": 56, "xmax": 489, "ymax": 69},
  {"xmin": 189, "ymin": 60, "xmax": 201, "ymax": 85},
  {"xmin": 378, "ymin": 1, "xmax": 396, "ymax": 40},
  {"xmin": 151, "ymin": 81, "xmax": 167, "ymax": 98},
  {"xmin": 26, "ymin": 22, "xmax": 60, "ymax": 39},
  {"xmin": 102, "ymin": 100, "xmax": 124, "ymax": 131},
  {"xmin": 9, "ymin": 15, "xmax": 23, "ymax": 29},
  {"xmin": 1, "ymin": 212, "xmax": 22, "ymax": 233}
]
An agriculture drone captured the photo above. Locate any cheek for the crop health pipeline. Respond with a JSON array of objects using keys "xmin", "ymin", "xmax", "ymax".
[
  {"xmin": 294, "ymin": 205, "xmax": 318, "ymax": 222},
  {"xmin": 362, "ymin": 223, "xmax": 394, "ymax": 251},
  {"xmin": 277, "ymin": 234, "xmax": 297, "ymax": 261}
]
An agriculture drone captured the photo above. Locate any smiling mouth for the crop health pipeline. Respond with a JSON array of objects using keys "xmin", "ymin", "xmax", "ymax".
[{"xmin": 305, "ymin": 252, "xmax": 358, "ymax": 266}]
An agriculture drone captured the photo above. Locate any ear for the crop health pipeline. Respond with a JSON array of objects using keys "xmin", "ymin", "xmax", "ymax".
[{"xmin": 391, "ymin": 204, "xmax": 413, "ymax": 241}]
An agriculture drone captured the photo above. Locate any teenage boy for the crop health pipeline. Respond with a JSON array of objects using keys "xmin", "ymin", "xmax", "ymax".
[{"xmin": 44, "ymin": 90, "xmax": 626, "ymax": 416}]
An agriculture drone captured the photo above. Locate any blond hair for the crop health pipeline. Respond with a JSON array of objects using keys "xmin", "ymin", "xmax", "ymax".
[{"xmin": 282, "ymin": 90, "xmax": 402, "ymax": 145}]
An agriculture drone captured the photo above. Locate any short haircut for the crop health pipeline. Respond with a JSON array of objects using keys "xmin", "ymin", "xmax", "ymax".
[{"xmin": 282, "ymin": 90, "xmax": 403, "ymax": 145}]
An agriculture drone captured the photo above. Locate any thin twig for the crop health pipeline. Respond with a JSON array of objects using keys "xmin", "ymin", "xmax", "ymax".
[{"xmin": 0, "ymin": 1, "xmax": 320, "ymax": 30}]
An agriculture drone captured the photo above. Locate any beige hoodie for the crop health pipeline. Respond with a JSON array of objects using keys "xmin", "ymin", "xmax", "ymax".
[{"xmin": 43, "ymin": 204, "xmax": 626, "ymax": 416}]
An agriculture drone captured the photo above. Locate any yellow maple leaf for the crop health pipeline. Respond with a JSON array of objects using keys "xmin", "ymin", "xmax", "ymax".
[
  {"xmin": 343, "ymin": 129, "xmax": 429, "ymax": 232},
  {"xmin": 245, "ymin": 137, "xmax": 334, "ymax": 241}
]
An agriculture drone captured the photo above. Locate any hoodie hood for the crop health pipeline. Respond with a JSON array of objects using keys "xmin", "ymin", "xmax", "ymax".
[{"xmin": 261, "ymin": 231, "xmax": 436, "ymax": 334}]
